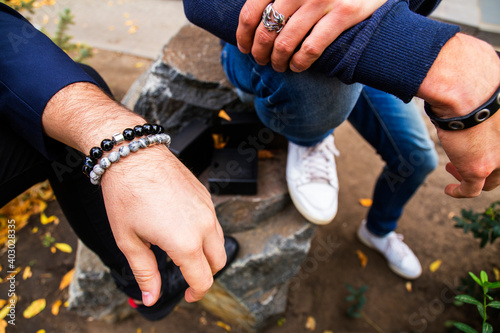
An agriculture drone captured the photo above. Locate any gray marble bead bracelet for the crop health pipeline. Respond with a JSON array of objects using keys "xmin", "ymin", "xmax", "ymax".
[{"xmin": 89, "ymin": 133, "xmax": 171, "ymax": 185}]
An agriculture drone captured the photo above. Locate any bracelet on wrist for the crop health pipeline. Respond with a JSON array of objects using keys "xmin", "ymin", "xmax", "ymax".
[
  {"xmin": 82, "ymin": 123, "xmax": 171, "ymax": 185},
  {"xmin": 424, "ymin": 84, "xmax": 500, "ymax": 131}
]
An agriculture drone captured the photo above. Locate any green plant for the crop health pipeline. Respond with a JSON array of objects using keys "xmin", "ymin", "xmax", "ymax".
[
  {"xmin": 41, "ymin": 232, "xmax": 55, "ymax": 247},
  {"xmin": 453, "ymin": 271, "xmax": 500, "ymax": 333},
  {"xmin": 49, "ymin": 8, "xmax": 93, "ymax": 62},
  {"xmin": 2, "ymin": 1, "xmax": 93, "ymax": 62},
  {"xmin": 345, "ymin": 283, "xmax": 368, "ymax": 318},
  {"xmin": 454, "ymin": 201, "xmax": 500, "ymax": 248},
  {"xmin": 344, "ymin": 284, "xmax": 386, "ymax": 333}
]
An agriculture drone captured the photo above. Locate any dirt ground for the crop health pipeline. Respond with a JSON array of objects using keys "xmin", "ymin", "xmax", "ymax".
[{"xmin": 2, "ymin": 49, "xmax": 499, "ymax": 333}]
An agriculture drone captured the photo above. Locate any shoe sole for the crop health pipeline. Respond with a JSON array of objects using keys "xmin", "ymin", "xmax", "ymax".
[
  {"xmin": 356, "ymin": 228, "xmax": 421, "ymax": 280},
  {"xmin": 287, "ymin": 182, "xmax": 337, "ymax": 225}
]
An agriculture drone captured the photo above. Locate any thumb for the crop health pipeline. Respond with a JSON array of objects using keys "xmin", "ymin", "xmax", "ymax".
[{"xmin": 123, "ymin": 245, "xmax": 162, "ymax": 307}]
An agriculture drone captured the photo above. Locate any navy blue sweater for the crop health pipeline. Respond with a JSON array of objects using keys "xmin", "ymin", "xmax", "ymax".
[
  {"xmin": 183, "ymin": 0, "xmax": 460, "ymax": 102},
  {"xmin": 0, "ymin": 4, "xmax": 96, "ymax": 159}
]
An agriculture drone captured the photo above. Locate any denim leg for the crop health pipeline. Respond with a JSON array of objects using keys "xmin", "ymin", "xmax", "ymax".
[
  {"xmin": 221, "ymin": 43, "xmax": 362, "ymax": 146},
  {"xmin": 348, "ymin": 86, "xmax": 438, "ymax": 236}
]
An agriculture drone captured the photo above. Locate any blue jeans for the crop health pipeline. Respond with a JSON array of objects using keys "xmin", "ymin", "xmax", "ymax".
[{"xmin": 221, "ymin": 44, "xmax": 438, "ymax": 236}]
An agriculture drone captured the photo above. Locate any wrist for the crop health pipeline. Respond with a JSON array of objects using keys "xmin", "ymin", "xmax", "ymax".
[{"xmin": 417, "ymin": 33, "xmax": 500, "ymax": 118}]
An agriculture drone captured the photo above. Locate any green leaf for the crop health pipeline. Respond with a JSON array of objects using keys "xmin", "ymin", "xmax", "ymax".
[
  {"xmin": 455, "ymin": 295, "xmax": 482, "ymax": 306},
  {"xmin": 470, "ymin": 272, "xmax": 482, "ymax": 286},
  {"xmin": 345, "ymin": 295, "xmax": 355, "ymax": 302},
  {"xmin": 453, "ymin": 322, "xmax": 479, "ymax": 333},
  {"xmin": 480, "ymin": 271, "xmax": 488, "ymax": 284},
  {"xmin": 482, "ymin": 322, "xmax": 493, "ymax": 333},
  {"xmin": 487, "ymin": 281, "xmax": 500, "ymax": 289},
  {"xmin": 487, "ymin": 301, "xmax": 500, "ymax": 309},
  {"xmin": 477, "ymin": 304, "xmax": 485, "ymax": 319}
]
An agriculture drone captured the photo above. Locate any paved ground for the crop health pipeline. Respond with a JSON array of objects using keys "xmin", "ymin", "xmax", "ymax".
[{"xmin": 28, "ymin": 0, "xmax": 500, "ymax": 60}]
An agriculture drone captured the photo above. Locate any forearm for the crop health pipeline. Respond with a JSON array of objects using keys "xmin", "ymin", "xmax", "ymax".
[{"xmin": 42, "ymin": 82, "xmax": 146, "ymax": 155}]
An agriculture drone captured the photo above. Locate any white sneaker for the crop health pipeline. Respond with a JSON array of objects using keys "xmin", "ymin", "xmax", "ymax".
[
  {"xmin": 357, "ymin": 220, "xmax": 422, "ymax": 279},
  {"xmin": 286, "ymin": 135, "xmax": 339, "ymax": 225}
]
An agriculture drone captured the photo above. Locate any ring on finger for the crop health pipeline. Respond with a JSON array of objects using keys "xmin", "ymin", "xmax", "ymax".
[{"xmin": 262, "ymin": 3, "xmax": 287, "ymax": 33}]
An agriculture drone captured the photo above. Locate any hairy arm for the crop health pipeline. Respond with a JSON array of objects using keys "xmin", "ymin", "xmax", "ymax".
[{"xmin": 42, "ymin": 83, "xmax": 227, "ymax": 305}]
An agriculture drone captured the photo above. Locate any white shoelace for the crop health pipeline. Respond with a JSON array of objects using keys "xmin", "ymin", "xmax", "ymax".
[
  {"xmin": 299, "ymin": 136, "xmax": 339, "ymax": 185},
  {"xmin": 384, "ymin": 233, "xmax": 411, "ymax": 261}
]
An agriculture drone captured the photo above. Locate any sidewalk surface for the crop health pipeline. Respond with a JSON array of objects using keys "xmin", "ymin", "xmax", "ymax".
[{"xmin": 29, "ymin": 0, "xmax": 500, "ymax": 60}]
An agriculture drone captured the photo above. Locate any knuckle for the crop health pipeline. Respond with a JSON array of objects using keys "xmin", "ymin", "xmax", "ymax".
[
  {"xmin": 132, "ymin": 269, "xmax": 157, "ymax": 285},
  {"xmin": 238, "ymin": 6, "xmax": 254, "ymax": 28},
  {"xmin": 336, "ymin": 0, "xmax": 359, "ymax": 16},
  {"xmin": 193, "ymin": 275, "xmax": 214, "ymax": 293},
  {"xmin": 301, "ymin": 41, "xmax": 322, "ymax": 58},
  {"xmin": 274, "ymin": 38, "xmax": 295, "ymax": 56}
]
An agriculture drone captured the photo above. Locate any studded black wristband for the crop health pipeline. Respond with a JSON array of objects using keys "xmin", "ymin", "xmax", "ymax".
[{"xmin": 424, "ymin": 85, "xmax": 500, "ymax": 131}]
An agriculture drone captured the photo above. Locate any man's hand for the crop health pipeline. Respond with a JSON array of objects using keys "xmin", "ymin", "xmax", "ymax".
[
  {"xmin": 42, "ymin": 82, "xmax": 227, "ymax": 306},
  {"xmin": 237, "ymin": 0, "xmax": 387, "ymax": 72},
  {"xmin": 101, "ymin": 145, "xmax": 226, "ymax": 305},
  {"xmin": 417, "ymin": 33, "xmax": 500, "ymax": 197}
]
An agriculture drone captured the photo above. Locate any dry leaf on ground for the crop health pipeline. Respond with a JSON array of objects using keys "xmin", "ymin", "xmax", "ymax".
[
  {"xmin": 305, "ymin": 316, "xmax": 316, "ymax": 331},
  {"xmin": 23, "ymin": 299, "xmax": 46, "ymax": 319},
  {"xmin": 54, "ymin": 243, "xmax": 72, "ymax": 253},
  {"xmin": 356, "ymin": 250, "xmax": 368, "ymax": 268},
  {"xmin": 51, "ymin": 300, "xmax": 62, "ymax": 316},
  {"xmin": 429, "ymin": 259, "xmax": 442, "ymax": 272},
  {"xmin": 358, "ymin": 198, "xmax": 373, "ymax": 207},
  {"xmin": 216, "ymin": 321, "xmax": 231, "ymax": 331},
  {"xmin": 59, "ymin": 268, "xmax": 75, "ymax": 290}
]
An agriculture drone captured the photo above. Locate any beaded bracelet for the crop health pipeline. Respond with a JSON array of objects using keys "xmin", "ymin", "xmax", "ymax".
[{"xmin": 82, "ymin": 124, "xmax": 170, "ymax": 185}]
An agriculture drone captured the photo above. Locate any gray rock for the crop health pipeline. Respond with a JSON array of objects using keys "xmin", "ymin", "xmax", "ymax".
[
  {"xmin": 126, "ymin": 24, "xmax": 239, "ymax": 134},
  {"xmin": 68, "ymin": 241, "xmax": 132, "ymax": 323}
]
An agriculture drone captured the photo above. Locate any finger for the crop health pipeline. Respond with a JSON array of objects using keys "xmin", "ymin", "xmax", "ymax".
[
  {"xmin": 203, "ymin": 227, "xmax": 227, "ymax": 275},
  {"xmin": 121, "ymin": 243, "xmax": 162, "ymax": 306},
  {"xmin": 445, "ymin": 162, "xmax": 463, "ymax": 181},
  {"xmin": 482, "ymin": 169, "xmax": 500, "ymax": 191},
  {"xmin": 271, "ymin": 6, "xmax": 330, "ymax": 72},
  {"xmin": 444, "ymin": 177, "xmax": 485, "ymax": 198},
  {"xmin": 251, "ymin": 0, "xmax": 295, "ymax": 66},
  {"xmin": 237, "ymin": 0, "xmax": 272, "ymax": 53},
  {"xmin": 177, "ymin": 248, "xmax": 214, "ymax": 303}
]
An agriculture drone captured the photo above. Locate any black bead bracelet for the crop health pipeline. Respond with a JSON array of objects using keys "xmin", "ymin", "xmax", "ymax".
[{"xmin": 82, "ymin": 123, "xmax": 166, "ymax": 177}]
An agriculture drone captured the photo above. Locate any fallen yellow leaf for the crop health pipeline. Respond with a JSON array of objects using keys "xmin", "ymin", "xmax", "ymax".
[
  {"xmin": 258, "ymin": 150, "xmax": 275, "ymax": 159},
  {"xmin": 305, "ymin": 316, "xmax": 316, "ymax": 331},
  {"xmin": 324, "ymin": 331, "xmax": 333, "ymax": 333},
  {"xmin": 128, "ymin": 25, "xmax": 138, "ymax": 34},
  {"xmin": 0, "ymin": 265, "xmax": 2, "ymax": 272},
  {"xmin": 23, "ymin": 266, "xmax": 32, "ymax": 280},
  {"xmin": 50, "ymin": 246, "xmax": 56, "ymax": 254},
  {"xmin": 23, "ymin": 298, "xmax": 46, "ymax": 318},
  {"xmin": 51, "ymin": 300, "xmax": 62, "ymax": 316},
  {"xmin": 40, "ymin": 213, "xmax": 58, "ymax": 225},
  {"xmin": 0, "ymin": 306, "xmax": 8, "ymax": 320},
  {"xmin": 406, "ymin": 281, "xmax": 412, "ymax": 292},
  {"xmin": 0, "ymin": 320, "xmax": 6, "ymax": 333},
  {"xmin": 2, "ymin": 267, "xmax": 21, "ymax": 283},
  {"xmin": 429, "ymin": 259, "xmax": 442, "ymax": 273},
  {"xmin": 59, "ymin": 268, "xmax": 75, "ymax": 290},
  {"xmin": 218, "ymin": 110, "xmax": 232, "ymax": 122},
  {"xmin": 134, "ymin": 62, "xmax": 144, "ymax": 69},
  {"xmin": 356, "ymin": 250, "xmax": 368, "ymax": 268},
  {"xmin": 216, "ymin": 321, "xmax": 231, "ymax": 332},
  {"xmin": 0, "ymin": 301, "xmax": 5, "ymax": 309},
  {"xmin": 64, "ymin": 300, "xmax": 69, "ymax": 308},
  {"xmin": 212, "ymin": 134, "xmax": 228, "ymax": 150},
  {"xmin": 137, "ymin": 329, "xmax": 142, "ymax": 333},
  {"xmin": 32, "ymin": 226, "xmax": 39, "ymax": 234},
  {"xmin": 359, "ymin": 198, "xmax": 373, "ymax": 207},
  {"xmin": 494, "ymin": 267, "xmax": 500, "ymax": 281},
  {"xmin": 54, "ymin": 243, "xmax": 72, "ymax": 253},
  {"xmin": 36, "ymin": 330, "xmax": 46, "ymax": 333}
]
